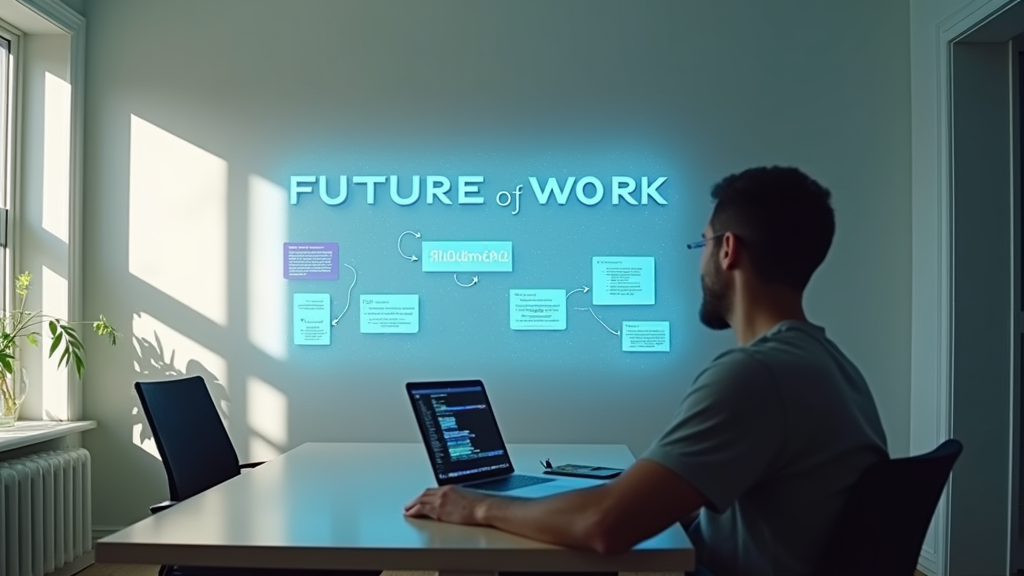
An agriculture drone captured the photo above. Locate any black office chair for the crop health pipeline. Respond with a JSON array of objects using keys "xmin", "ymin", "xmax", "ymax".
[
  {"xmin": 813, "ymin": 438, "xmax": 963, "ymax": 576},
  {"xmin": 135, "ymin": 376, "xmax": 381, "ymax": 576},
  {"xmin": 135, "ymin": 376, "xmax": 260, "ymax": 513}
]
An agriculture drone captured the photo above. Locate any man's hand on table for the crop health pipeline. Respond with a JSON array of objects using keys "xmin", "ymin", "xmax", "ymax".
[{"xmin": 404, "ymin": 485, "xmax": 490, "ymax": 525}]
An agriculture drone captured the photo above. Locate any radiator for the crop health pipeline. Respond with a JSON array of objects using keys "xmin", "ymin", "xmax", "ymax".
[{"xmin": 0, "ymin": 448, "xmax": 92, "ymax": 576}]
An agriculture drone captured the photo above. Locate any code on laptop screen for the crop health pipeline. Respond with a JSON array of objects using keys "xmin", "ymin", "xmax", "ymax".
[{"xmin": 410, "ymin": 383, "xmax": 511, "ymax": 480}]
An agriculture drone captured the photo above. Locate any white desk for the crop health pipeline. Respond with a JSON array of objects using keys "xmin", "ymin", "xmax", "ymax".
[{"xmin": 96, "ymin": 442, "xmax": 694, "ymax": 574}]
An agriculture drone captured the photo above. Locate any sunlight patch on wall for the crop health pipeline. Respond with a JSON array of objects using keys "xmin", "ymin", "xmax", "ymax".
[
  {"xmin": 128, "ymin": 114, "xmax": 228, "ymax": 325},
  {"xmin": 246, "ymin": 376, "xmax": 287, "ymax": 459},
  {"xmin": 41, "ymin": 72, "xmax": 70, "ymax": 243},
  {"xmin": 249, "ymin": 434, "xmax": 281, "ymax": 462},
  {"xmin": 247, "ymin": 174, "xmax": 288, "ymax": 360},
  {"xmin": 40, "ymin": 265, "xmax": 68, "ymax": 420},
  {"xmin": 131, "ymin": 405, "xmax": 160, "ymax": 459},
  {"xmin": 131, "ymin": 311, "xmax": 230, "ymax": 458}
]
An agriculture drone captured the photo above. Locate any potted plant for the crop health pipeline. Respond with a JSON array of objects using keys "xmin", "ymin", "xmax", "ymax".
[{"xmin": 0, "ymin": 271, "xmax": 118, "ymax": 426}]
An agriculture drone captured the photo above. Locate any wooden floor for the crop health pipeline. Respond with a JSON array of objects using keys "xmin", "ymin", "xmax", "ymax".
[
  {"xmin": 78, "ymin": 567, "xmax": 429, "ymax": 576},
  {"xmin": 79, "ymin": 565, "xmax": 521, "ymax": 576},
  {"xmin": 79, "ymin": 565, "xmax": 155, "ymax": 576},
  {"xmin": 77, "ymin": 568, "xmax": 695, "ymax": 576},
  {"xmin": 78, "ymin": 564, "xmax": 932, "ymax": 576}
]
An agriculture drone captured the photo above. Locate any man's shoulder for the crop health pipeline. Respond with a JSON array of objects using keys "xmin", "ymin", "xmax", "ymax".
[
  {"xmin": 740, "ymin": 320, "xmax": 847, "ymax": 371},
  {"xmin": 695, "ymin": 321, "xmax": 864, "ymax": 397},
  {"xmin": 691, "ymin": 347, "xmax": 778, "ymax": 401},
  {"xmin": 702, "ymin": 347, "xmax": 766, "ymax": 378}
]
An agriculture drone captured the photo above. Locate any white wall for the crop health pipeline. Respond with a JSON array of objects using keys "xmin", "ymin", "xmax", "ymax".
[{"xmin": 75, "ymin": 0, "xmax": 912, "ymax": 528}]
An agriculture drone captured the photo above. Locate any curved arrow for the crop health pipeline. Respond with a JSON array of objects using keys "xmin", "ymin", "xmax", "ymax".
[
  {"xmin": 398, "ymin": 231, "xmax": 421, "ymax": 262},
  {"xmin": 566, "ymin": 286, "xmax": 590, "ymax": 299},
  {"xmin": 454, "ymin": 273, "xmax": 479, "ymax": 288},
  {"xmin": 573, "ymin": 307, "xmax": 619, "ymax": 336},
  {"xmin": 332, "ymin": 263, "xmax": 357, "ymax": 326}
]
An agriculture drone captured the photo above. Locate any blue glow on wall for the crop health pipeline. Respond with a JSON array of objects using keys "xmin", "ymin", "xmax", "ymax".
[{"xmin": 274, "ymin": 144, "xmax": 701, "ymax": 381}]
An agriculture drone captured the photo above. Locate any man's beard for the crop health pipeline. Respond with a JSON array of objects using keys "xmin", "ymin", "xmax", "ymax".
[{"xmin": 699, "ymin": 260, "xmax": 732, "ymax": 330}]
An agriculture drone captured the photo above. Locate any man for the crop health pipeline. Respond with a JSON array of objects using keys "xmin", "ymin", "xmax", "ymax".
[{"xmin": 404, "ymin": 166, "xmax": 890, "ymax": 576}]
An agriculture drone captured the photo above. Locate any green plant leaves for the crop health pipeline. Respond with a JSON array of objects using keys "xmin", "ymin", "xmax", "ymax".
[
  {"xmin": 44, "ymin": 321, "xmax": 89, "ymax": 379},
  {"xmin": 0, "ymin": 351, "xmax": 14, "ymax": 374},
  {"xmin": 48, "ymin": 326, "xmax": 63, "ymax": 357},
  {"xmin": 1, "ymin": 272, "xmax": 119, "ymax": 382},
  {"xmin": 93, "ymin": 315, "xmax": 118, "ymax": 346}
]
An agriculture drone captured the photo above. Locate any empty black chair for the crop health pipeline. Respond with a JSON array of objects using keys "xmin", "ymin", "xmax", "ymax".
[
  {"xmin": 814, "ymin": 438, "xmax": 963, "ymax": 576},
  {"xmin": 136, "ymin": 376, "xmax": 259, "ymax": 513},
  {"xmin": 136, "ymin": 376, "xmax": 381, "ymax": 576}
]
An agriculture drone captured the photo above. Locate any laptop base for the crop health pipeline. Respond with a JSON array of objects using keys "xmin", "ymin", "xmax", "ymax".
[{"xmin": 466, "ymin": 474, "xmax": 556, "ymax": 493}]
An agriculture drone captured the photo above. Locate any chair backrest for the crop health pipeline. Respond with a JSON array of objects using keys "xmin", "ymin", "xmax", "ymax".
[
  {"xmin": 814, "ymin": 438, "xmax": 963, "ymax": 576},
  {"xmin": 135, "ymin": 376, "xmax": 241, "ymax": 502}
]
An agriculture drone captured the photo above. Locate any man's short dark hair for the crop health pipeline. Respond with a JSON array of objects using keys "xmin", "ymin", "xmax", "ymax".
[{"xmin": 709, "ymin": 166, "xmax": 835, "ymax": 291}]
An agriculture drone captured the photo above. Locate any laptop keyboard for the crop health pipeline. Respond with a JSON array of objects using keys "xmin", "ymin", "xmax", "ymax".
[{"xmin": 470, "ymin": 474, "xmax": 556, "ymax": 492}]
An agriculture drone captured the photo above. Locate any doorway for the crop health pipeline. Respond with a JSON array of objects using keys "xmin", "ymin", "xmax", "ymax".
[{"xmin": 946, "ymin": 6, "xmax": 1024, "ymax": 575}]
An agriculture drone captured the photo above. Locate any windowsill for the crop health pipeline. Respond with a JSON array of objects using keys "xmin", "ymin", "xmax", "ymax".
[{"xmin": 0, "ymin": 420, "xmax": 96, "ymax": 452}]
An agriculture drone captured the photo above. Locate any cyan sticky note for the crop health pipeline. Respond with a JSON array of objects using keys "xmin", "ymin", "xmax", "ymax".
[
  {"xmin": 622, "ymin": 321, "xmax": 670, "ymax": 352},
  {"xmin": 592, "ymin": 256, "xmax": 655, "ymax": 305},
  {"xmin": 509, "ymin": 289, "xmax": 567, "ymax": 330},
  {"xmin": 360, "ymin": 294, "xmax": 420, "ymax": 334},
  {"xmin": 293, "ymin": 293, "xmax": 331, "ymax": 345},
  {"xmin": 421, "ymin": 241, "xmax": 513, "ymax": 273}
]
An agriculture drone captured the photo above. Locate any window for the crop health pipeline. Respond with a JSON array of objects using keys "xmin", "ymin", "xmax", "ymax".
[{"xmin": 0, "ymin": 23, "xmax": 16, "ymax": 314}]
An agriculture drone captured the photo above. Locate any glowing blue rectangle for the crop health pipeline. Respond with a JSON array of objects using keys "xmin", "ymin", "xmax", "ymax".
[
  {"xmin": 421, "ymin": 241, "xmax": 513, "ymax": 272},
  {"xmin": 293, "ymin": 293, "xmax": 331, "ymax": 346},
  {"xmin": 509, "ymin": 289, "xmax": 567, "ymax": 330},
  {"xmin": 592, "ymin": 256, "xmax": 655, "ymax": 305},
  {"xmin": 360, "ymin": 294, "xmax": 419, "ymax": 334},
  {"xmin": 622, "ymin": 321, "xmax": 670, "ymax": 352}
]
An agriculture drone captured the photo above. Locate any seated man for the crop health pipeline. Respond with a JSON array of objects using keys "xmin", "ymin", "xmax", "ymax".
[{"xmin": 404, "ymin": 166, "xmax": 890, "ymax": 576}]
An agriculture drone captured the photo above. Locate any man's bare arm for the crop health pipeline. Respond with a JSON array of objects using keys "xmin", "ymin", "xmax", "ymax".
[{"xmin": 476, "ymin": 459, "xmax": 707, "ymax": 554}]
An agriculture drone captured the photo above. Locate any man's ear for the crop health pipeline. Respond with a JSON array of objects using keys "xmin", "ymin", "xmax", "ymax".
[{"xmin": 719, "ymin": 232, "xmax": 741, "ymax": 271}]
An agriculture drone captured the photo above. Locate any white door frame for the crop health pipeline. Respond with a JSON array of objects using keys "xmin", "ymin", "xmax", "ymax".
[
  {"xmin": 912, "ymin": 1, "xmax": 1024, "ymax": 575},
  {"xmin": 1012, "ymin": 34, "xmax": 1023, "ymax": 574}
]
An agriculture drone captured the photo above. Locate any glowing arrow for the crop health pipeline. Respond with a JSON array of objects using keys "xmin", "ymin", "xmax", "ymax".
[
  {"xmin": 398, "ymin": 231, "xmax": 421, "ymax": 262},
  {"xmin": 566, "ymin": 286, "xmax": 590, "ymax": 299},
  {"xmin": 573, "ymin": 307, "xmax": 619, "ymax": 336},
  {"xmin": 331, "ymin": 263, "xmax": 357, "ymax": 326},
  {"xmin": 454, "ymin": 274, "xmax": 479, "ymax": 288}
]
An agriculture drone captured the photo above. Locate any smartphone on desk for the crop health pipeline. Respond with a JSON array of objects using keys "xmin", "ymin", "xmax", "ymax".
[{"xmin": 542, "ymin": 464, "xmax": 624, "ymax": 480}]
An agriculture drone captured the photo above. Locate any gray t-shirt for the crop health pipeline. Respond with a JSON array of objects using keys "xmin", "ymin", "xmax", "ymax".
[{"xmin": 642, "ymin": 320, "xmax": 888, "ymax": 576}]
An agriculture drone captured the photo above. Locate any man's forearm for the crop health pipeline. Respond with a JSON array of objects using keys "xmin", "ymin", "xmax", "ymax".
[{"xmin": 476, "ymin": 486, "xmax": 610, "ymax": 551}]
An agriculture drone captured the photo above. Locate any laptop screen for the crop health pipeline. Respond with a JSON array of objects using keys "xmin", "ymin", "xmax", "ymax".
[{"xmin": 407, "ymin": 380, "xmax": 513, "ymax": 484}]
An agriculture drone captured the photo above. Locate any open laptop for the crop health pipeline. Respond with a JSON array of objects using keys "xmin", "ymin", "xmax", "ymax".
[{"xmin": 406, "ymin": 379, "xmax": 605, "ymax": 498}]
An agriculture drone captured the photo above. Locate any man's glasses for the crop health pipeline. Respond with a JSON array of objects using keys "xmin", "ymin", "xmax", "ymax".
[{"xmin": 686, "ymin": 232, "xmax": 725, "ymax": 250}]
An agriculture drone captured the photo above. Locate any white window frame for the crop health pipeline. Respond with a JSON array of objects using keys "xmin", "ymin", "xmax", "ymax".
[
  {"xmin": 0, "ymin": 18, "xmax": 22, "ymax": 322},
  {"xmin": 4, "ymin": 0, "xmax": 86, "ymax": 419}
]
